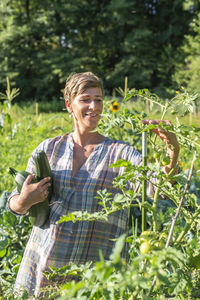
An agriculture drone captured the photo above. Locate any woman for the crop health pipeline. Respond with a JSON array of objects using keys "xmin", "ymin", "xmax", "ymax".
[{"xmin": 9, "ymin": 72, "xmax": 180, "ymax": 297}]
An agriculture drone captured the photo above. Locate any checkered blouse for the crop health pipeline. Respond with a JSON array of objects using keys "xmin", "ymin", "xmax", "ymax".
[{"xmin": 11, "ymin": 133, "xmax": 142, "ymax": 297}]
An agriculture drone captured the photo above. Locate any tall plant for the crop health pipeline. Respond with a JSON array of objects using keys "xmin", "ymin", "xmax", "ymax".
[
  {"xmin": 0, "ymin": 77, "xmax": 20, "ymax": 135},
  {"xmin": 55, "ymin": 88, "xmax": 200, "ymax": 298}
]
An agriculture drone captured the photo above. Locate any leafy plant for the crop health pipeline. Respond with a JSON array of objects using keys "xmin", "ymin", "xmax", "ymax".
[
  {"xmin": 54, "ymin": 88, "xmax": 200, "ymax": 298},
  {"xmin": 0, "ymin": 77, "xmax": 20, "ymax": 135},
  {"xmin": 1, "ymin": 85, "xmax": 200, "ymax": 299}
]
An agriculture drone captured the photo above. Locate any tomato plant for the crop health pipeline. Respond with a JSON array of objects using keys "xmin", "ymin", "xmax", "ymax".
[{"xmin": 1, "ymin": 87, "xmax": 200, "ymax": 299}]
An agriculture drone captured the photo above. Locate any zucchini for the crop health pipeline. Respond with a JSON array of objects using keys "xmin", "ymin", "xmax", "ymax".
[
  {"xmin": 9, "ymin": 168, "xmax": 37, "ymax": 193},
  {"xmin": 9, "ymin": 150, "xmax": 53, "ymax": 227},
  {"xmin": 31, "ymin": 150, "xmax": 53, "ymax": 226}
]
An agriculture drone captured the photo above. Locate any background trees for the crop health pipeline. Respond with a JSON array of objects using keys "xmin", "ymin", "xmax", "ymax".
[{"xmin": 0, "ymin": 0, "xmax": 199, "ymax": 102}]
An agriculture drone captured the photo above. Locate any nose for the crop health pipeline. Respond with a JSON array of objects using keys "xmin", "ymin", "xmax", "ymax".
[{"xmin": 89, "ymin": 100, "xmax": 97, "ymax": 110}]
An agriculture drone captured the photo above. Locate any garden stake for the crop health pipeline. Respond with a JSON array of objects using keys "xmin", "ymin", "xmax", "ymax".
[
  {"xmin": 152, "ymin": 178, "xmax": 161, "ymax": 232},
  {"xmin": 142, "ymin": 131, "xmax": 147, "ymax": 232},
  {"xmin": 165, "ymin": 152, "xmax": 196, "ymax": 248},
  {"xmin": 148, "ymin": 152, "xmax": 196, "ymax": 296},
  {"xmin": 134, "ymin": 218, "xmax": 138, "ymax": 236}
]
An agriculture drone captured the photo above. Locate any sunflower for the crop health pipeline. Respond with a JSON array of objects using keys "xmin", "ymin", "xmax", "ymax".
[
  {"xmin": 178, "ymin": 161, "xmax": 184, "ymax": 167},
  {"xmin": 110, "ymin": 101, "xmax": 119, "ymax": 112}
]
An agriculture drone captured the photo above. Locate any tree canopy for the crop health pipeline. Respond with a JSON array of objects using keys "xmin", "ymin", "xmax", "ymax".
[{"xmin": 0, "ymin": 0, "xmax": 199, "ymax": 101}]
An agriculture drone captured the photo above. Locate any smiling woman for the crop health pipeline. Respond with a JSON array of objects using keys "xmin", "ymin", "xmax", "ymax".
[
  {"xmin": 8, "ymin": 72, "xmax": 180, "ymax": 298},
  {"xmin": 65, "ymin": 87, "xmax": 103, "ymax": 133},
  {"xmin": 64, "ymin": 73, "xmax": 105, "ymax": 177}
]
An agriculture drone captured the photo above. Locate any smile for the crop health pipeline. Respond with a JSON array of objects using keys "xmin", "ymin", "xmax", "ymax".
[{"xmin": 85, "ymin": 113, "xmax": 98, "ymax": 117}]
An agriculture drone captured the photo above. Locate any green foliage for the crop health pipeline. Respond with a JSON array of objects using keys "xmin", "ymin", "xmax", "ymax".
[
  {"xmin": 0, "ymin": 208, "xmax": 32, "ymax": 297},
  {"xmin": 19, "ymin": 236, "xmax": 198, "ymax": 299},
  {"xmin": 0, "ymin": 0, "xmax": 197, "ymax": 101},
  {"xmin": 0, "ymin": 77, "xmax": 19, "ymax": 135},
  {"xmin": 1, "ymin": 86, "xmax": 200, "ymax": 298},
  {"xmin": 173, "ymin": 11, "xmax": 200, "ymax": 103}
]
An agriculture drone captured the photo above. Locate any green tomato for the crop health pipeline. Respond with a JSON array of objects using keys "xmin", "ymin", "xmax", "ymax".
[
  {"xmin": 152, "ymin": 240, "xmax": 165, "ymax": 250},
  {"xmin": 140, "ymin": 241, "xmax": 151, "ymax": 255},
  {"xmin": 153, "ymin": 152, "xmax": 161, "ymax": 159},
  {"xmin": 140, "ymin": 230, "xmax": 158, "ymax": 241},
  {"xmin": 159, "ymin": 232, "xmax": 168, "ymax": 241},
  {"xmin": 171, "ymin": 109, "xmax": 176, "ymax": 115},
  {"xmin": 162, "ymin": 156, "xmax": 170, "ymax": 166}
]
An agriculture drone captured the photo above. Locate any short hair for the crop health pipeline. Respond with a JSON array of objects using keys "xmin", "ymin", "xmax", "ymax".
[{"xmin": 64, "ymin": 72, "xmax": 104, "ymax": 104}]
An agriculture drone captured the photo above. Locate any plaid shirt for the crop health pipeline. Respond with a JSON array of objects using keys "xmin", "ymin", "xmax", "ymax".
[{"xmin": 12, "ymin": 133, "xmax": 141, "ymax": 297}]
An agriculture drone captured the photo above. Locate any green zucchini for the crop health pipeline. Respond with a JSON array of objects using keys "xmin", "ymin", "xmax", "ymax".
[
  {"xmin": 9, "ymin": 150, "xmax": 53, "ymax": 227},
  {"xmin": 9, "ymin": 168, "xmax": 37, "ymax": 193},
  {"xmin": 31, "ymin": 150, "xmax": 53, "ymax": 226}
]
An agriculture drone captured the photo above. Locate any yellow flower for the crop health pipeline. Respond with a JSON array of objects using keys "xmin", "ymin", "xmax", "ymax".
[
  {"xmin": 110, "ymin": 101, "xmax": 119, "ymax": 112},
  {"xmin": 178, "ymin": 161, "xmax": 184, "ymax": 167}
]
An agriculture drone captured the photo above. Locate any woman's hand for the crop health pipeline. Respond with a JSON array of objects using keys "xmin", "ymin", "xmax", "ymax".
[
  {"xmin": 9, "ymin": 175, "xmax": 51, "ymax": 215},
  {"xmin": 142, "ymin": 119, "xmax": 180, "ymax": 175}
]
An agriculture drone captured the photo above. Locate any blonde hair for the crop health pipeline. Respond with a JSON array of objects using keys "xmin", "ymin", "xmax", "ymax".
[{"xmin": 64, "ymin": 72, "xmax": 104, "ymax": 104}]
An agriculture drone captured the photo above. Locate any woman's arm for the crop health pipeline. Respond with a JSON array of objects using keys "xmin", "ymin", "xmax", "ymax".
[{"xmin": 9, "ymin": 175, "xmax": 51, "ymax": 215}]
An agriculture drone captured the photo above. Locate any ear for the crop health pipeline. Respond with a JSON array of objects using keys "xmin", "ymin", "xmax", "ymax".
[{"xmin": 65, "ymin": 99, "xmax": 72, "ymax": 114}]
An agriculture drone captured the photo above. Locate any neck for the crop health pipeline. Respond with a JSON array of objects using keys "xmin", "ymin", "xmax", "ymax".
[{"xmin": 72, "ymin": 130, "xmax": 104, "ymax": 148}]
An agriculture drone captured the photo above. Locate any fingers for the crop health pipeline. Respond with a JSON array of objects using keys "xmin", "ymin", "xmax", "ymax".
[
  {"xmin": 142, "ymin": 119, "xmax": 179, "ymax": 150},
  {"xmin": 24, "ymin": 174, "xmax": 36, "ymax": 185},
  {"xmin": 19, "ymin": 175, "xmax": 52, "ymax": 209},
  {"xmin": 142, "ymin": 119, "xmax": 172, "ymax": 126},
  {"xmin": 24, "ymin": 175, "xmax": 51, "ymax": 186},
  {"xmin": 36, "ymin": 177, "xmax": 51, "ymax": 199},
  {"xmin": 23, "ymin": 175, "xmax": 51, "ymax": 199},
  {"xmin": 142, "ymin": 119, "xmax": 172, "ymax": 136},
  {"xmin": 39, "ymin": 178, "xmax": 51, "ymax": 191},
  {"xmin": 38, "ymin": 177, "xmax": 51, "ymax": 187},
  {"xmin": 43, "ymin": 189, "xmax": 49, "ymax": 198}
]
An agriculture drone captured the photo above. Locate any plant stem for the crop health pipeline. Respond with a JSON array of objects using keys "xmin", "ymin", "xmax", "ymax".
[
  {"xmin": 152, "ymin": 179, "xmax": 161, "ymax": 232},
  {"xmin": 153, "ymin": 102, "xmax": 168, "ymax": 145},
  {"xmin": 148, "ymin": 152, "xmax": 196, "ymax": 297},
  {"xmin": 142, "ymin": 132, "xmax": 147, "ymax": 232},
  {"xmin": 165, "ymin": 153, "xmax": 195, "ymax": 248},
  {"xmin": 124, "ymin": 76, "xmax": 128, "ymax": 96},
  {"xmin": 35, "ymin": 102, "xmax": 39, "ymax": 117},
  {"xmin": 176, "ymin": 207, "xmax": 200, "ymax": 245}
]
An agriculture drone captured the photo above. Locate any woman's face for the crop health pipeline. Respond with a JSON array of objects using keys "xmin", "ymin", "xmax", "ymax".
[{"xmin": 66, "ymin": 87, "xmax": 103, "ymax": 132}]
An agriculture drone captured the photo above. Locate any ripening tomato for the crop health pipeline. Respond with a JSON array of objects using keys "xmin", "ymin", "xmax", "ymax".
[{"xmin": 140, "ymin": 241, "xmax": 151, "ymax": 254}]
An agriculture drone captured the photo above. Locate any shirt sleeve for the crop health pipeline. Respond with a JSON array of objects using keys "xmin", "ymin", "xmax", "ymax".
[{"xmin": 7, "ymin": 190, "xmax": 28, "ymax": 216}]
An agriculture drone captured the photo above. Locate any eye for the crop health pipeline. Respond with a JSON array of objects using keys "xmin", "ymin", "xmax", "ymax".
[{"xmin": 80, "ymin": 99, "xmax": 89, "ymax": 102}]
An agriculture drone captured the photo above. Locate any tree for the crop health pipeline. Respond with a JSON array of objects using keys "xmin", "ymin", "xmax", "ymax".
[
  {"xmin": 173, "ymin": 11, "xmax": 200, "ymax": 95},
  {"xmin": 0, "ymin": 0, "xmax": 199, "ymax": 102},
  {"xmin": 0, "ymin": 0, "xmax": 73, "ymax": 101}
]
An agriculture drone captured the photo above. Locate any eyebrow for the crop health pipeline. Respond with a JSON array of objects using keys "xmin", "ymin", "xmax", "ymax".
[{"xmin": 79, "ymin": 94, "xmax": 103, "ymax": 98}]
